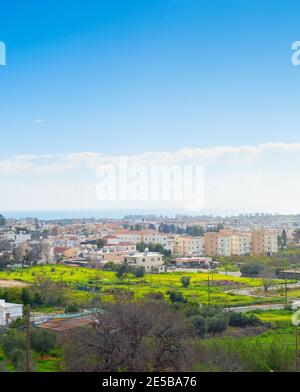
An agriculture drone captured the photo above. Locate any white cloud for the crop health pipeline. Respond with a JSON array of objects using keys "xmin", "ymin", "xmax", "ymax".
[{"xmin": 0, "ymin": 142, "xmax": 299, "ymax": 214}]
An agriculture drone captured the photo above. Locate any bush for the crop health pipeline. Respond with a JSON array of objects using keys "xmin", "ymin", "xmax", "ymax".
[
  {"xmin": 191, "ymin": 315, "xmax": 206, "ymax": 337},
  {"xmin": 181, "ymin": 276, "xmax": 191, "ymax": 288},
  {"xmin": 2, "ymin": 333, "xmax": 25, "ymax": 357},
  {"xmin": 166, "ymin": 290, "xmax": 186, "ymax": 303},
  {"xmin": 240, "ymin": 262, "xmax": 265, "ymax": 277},
  {"xmin": 115, "ymin": 263, "xmax": 130, "ymax": 279},
  {"xmin": 133, "ymin": 266, "xmax": 145, "ymax": 278},
  {"xmin": 65, "ymin": 304, "xmax": 79, "ymax": 313},
  {"xmin": 30, "ymin": 329, "xmax": 57, "ymax": 358},
  {"xmin": 207, "ymin": 313, "xmax": 229, "ymax": 334},
  {"xmin": 144, "ymin": 291, "xmax": 164, "ymax": 301},
  {"xmin": 228, "ymin": 312, "xmax": 263, "ymax": 327}
]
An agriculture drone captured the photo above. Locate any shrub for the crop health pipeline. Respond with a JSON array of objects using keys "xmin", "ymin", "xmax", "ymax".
[
  {"xmin": 30, "ymin": 329, "xmax": 57, "ymax": 358},
  {"xmin": 133, "ymin": 266, "xmax": 145, "ymax": 278},
  {"xmin": 181, "ymin": 276, "xmax": 191, "ymax": 288},
  {"xmin": 207, "ymin": 313, "xmax": 229, "ymax": 334},
  {"xmin": 65, "ymin": 304, "xmax": 79, "ymax": 313},
  {"xmin": 2, "ymin": 333, "xmax": 25, "ymax": 357},
  {"xmin": 191, "ymin": 315, "xmax": 206, "ymax": 337},
  {"xmin": 166, "ymin": 290, "xmax": 186, "ymax": 303},
  {"xmin": 144, "ymin": 291, "xmax": 164, "ymax": 301},
  {"xmin": 240, "ymin": 262, "xmax": 265, "ymax": 277},
  {"xmin": 229, "ymin": 312, "xmax": 263, "ymax": 327}
]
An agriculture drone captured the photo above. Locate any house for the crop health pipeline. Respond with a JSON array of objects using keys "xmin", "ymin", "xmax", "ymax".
[
  {"xmin": 124, "ymin": 250, "xmax": 164, "ymax": 273},
  {"xmin": 0, "ymin": 299, "xmax": 23, "ymax": 326}
]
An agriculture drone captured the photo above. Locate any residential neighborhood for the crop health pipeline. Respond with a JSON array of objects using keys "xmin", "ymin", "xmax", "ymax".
[{"xmin": 0, "ymin": 214, "xmax": 287, "ymax": 271}]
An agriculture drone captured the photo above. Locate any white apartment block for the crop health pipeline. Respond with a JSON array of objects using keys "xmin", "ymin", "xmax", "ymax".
[
  {"xmin": 217, "ymin": 235, "xmax": 232, "ymax": 256},
  {"xmin": 142, "ymin": 232, "xmax": 176, "ymax": 253},
  {"xmin": 263, "ymin": 231, "xmax": 278, "ymax": 255}
]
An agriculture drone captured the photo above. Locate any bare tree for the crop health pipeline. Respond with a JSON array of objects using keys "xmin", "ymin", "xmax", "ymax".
[
  {"xmin": 62, "ymin": 301, "xmax": 196, "ymax": 372},
  {"xmin": 260, "ymin": 265, "xmax": 274, "ymax": 292}
]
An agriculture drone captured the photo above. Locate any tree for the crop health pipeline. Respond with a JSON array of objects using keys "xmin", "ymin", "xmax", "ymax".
[
  {"xmin": 0, "ymin": 254, "xmax": 10, "ymax": 270},
  {"xmin": 2, "ymin": 332, "xmax": 25, "ymax": 356},
  {"xmin": 63, "ymin": 302, "xmax": 196, "ymax": 372},
  {"xmin": 191, "ymin": 315, "xmax": 206, "ymax": 337},
  {"xmin": 278, "ymin": 229, "xmax": 288, "ymax": 249},
  {"xmin": 240, "ymin": 262, "xmax": 265, "ymax": 277},
  {"xmin": 103, "ymin": 261, "xmax": 115, "ymax": 271},
  {"xmin": 115, "ymin": 263, "xmax": 130, "ymax": 279},
  {"xmin": 207, "ymin": 313, "xmax": 229, "ymax": 335},
  {"xmin": 27, "ymin": 242, "xmax": 46, "ymax": 265},
  {"xmin": 20, "ymin": 288, "xmax": 31, "ymax": 305},
  {"xmin": 30, "ymin": 329, "xmax": 57, "ymax": 359},
  {"xmin": 96, "ymin": 239, "xmax": 106, "ymax": 249},
  {"xmin": 0, "ymin": 214, "xmax": 6, "ymax": 227},
  {"xmin": 181, "ymin": 276, "xmax": 191, "ymax": 288},
  {"xmin": 0, "ymin": 238, "xmax": 12, "ymax": 253},
  {"xmin": 260, "ymin": 265, "xmax": 274, "ymax": 292},
  {"xmin": 32, "ymin": 274, "xmax": 65, "ymax": 306},
  {"xmin": 133, "ymin": 266, "xmax": 145, "ymax": 278},
  {"xmin": 185, "ymin": 225, "xmax": 204, "ymax": 237},
  {"xmin": 166, "ymin": 290, "xmax": 186, "ymax": 303},
  {"xmin": 228, "ymin": 312, "xmax": 262, "ymax": 327}
]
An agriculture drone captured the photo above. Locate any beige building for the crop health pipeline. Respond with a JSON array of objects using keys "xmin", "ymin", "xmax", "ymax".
[
  {"xmin": 204, "ymin": 232, "xmax": 218, "ymax": 256},
  {"xmin": 231, "ymin": 233, "xmax": 252, "ymax": 256},
  {"xmin": 251, "ymin": 229, "xmax": 278, "ymax": 256},
  {"xmin": 204, "ymin": 229, "xmax": 277, "ymax": 257},
  {"xmin": 124, "ymin": 251, "xmax": 164, "ymax": 272},
  {"xmin": 174, "ymin": 236, "xmax": 204, "ymax": 257}
]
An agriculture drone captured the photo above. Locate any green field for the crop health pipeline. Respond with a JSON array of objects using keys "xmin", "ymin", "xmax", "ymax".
[{"xmin": 0, "ymin": 265, "xmax": 287, "ymax": 307}]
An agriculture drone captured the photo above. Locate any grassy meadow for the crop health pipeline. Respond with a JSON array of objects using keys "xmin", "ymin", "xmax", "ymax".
[{"xmin": 0, "ymin": 265, "xmax": 288, "ymax": 307}]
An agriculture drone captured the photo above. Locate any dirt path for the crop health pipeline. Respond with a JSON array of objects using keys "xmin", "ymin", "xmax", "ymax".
[{"xmin": 0, "ymin": 279, "xmax": 28, "ymax": 288}]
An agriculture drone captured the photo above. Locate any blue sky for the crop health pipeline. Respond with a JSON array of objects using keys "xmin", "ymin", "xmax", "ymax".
[
  {"xmin": 0, "ymin": 0, "xmax": 300, "ymax": 156},
  {"xmin": 0, "ymin": 1, "xmax": 300, "ymax": 213}
]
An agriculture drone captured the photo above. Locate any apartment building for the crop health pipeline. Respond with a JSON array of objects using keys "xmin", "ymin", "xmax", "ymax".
[
  {"xmin": 204, "ymin": 229, "xmax": 277, "ymax": 257},
  {"xmin": 231, "ymin": 233, "xmax": 252, "ymax": 256},
  {"xmin": 114, "ymin": 230, "xmax": 143, "ymax": 243},
  {"xmin": 217, "ymin": 234, "xmax": 232, "ymax": 256},
  {"xmin": 174, "ymin": 236, "xmax": 204, "ymax": 257},
  {"xmin": 204, "ymin": 232, "xmax": 218, "ymax": 256},
  {"xmin": 251, "ymin": 229, "xmax": 278, "ymax": 256},
  {"xmin": 142, "ymin": 231, "xmax": 176, "ymax": 253},
  {"xmin": 114, "ymin": 230, "xmax": 176, "ymax": 253}
]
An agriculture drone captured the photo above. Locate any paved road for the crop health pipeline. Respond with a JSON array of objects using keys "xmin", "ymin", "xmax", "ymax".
[
  {"xmin": 227, "ymin": 282, "xmax": 300, "ymax": 297},
  {"xmin": 226, "ymin": 303, "xmax": 286, "ymax": 313}
]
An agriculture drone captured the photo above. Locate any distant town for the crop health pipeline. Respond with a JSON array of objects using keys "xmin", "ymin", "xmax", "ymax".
[{"xmin": 0, "ymin": 212, "xmax": 298, "ymax": 271}]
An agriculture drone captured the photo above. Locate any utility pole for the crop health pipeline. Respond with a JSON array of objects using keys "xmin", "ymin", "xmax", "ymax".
[
  {"xmin": 26, "ymin": 305, "xmax": 31, "ymax": 372},
  {"xmin": 208, "ymin": 277, "xmax": 211, "ymax": 306},
  {"xmin": 59, "ymin": 272, "xmax": 64, "ymax": 303},
  {"xmin": 284, "ymin": 276, "xmax": 288, "ymax": 308},
  {"xmin": 296, "ymin": 326, "xmax": 299, "ymax": 372}
]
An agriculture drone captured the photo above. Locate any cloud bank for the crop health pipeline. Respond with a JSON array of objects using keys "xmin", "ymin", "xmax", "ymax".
[{"xmin": 0, "ymin": 142, "xmax": 299, "ymax": 214}]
